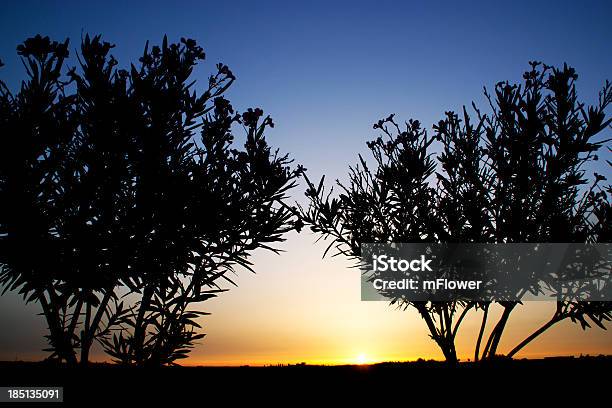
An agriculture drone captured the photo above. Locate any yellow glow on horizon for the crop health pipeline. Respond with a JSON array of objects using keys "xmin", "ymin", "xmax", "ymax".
[{"xmin": 68, "ymin": 235, "xmax": 610, "ymax": 367}]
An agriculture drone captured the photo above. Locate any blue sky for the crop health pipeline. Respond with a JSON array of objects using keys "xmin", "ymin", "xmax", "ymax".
[
  {"xmin": 2, "ymin": 0, "xmax": 611, "ymax": 186},
  {"xmin": 1, "ymin": 0, "xmax": 611, "ymax": 363}
]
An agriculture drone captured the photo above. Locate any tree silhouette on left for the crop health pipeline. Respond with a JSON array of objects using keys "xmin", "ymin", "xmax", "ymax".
[{"xmin": 0, "ymin": 35, "xmax": 302, "ymax": 366}]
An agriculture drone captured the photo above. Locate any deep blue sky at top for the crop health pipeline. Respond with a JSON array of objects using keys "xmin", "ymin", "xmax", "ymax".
[{"xmin": 1, "ymin": 0, "xmax": 611, "ymax": 187}]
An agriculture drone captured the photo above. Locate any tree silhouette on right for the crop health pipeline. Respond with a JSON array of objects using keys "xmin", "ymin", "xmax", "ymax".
[{"xmin": 299, "ymin": 62, "xmax": 611, "ymax": 363}]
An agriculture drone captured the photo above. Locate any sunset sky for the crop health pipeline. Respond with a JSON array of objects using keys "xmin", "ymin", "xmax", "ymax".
[{"xmin": 0, "ymin": 0, "xmax": 611, "ymax": 365}]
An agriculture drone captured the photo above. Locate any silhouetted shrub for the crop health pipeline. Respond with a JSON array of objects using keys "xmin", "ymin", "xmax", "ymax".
[
  {"xmin": 0, "ymin": 35, "xmax": 301, "ymax": 366},
  {"xmin": 299, "ymin": 62, "xmax": 611, "ymax": 362}
]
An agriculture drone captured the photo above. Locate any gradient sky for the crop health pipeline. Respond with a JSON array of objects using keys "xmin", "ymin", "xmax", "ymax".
[{"xmin": 0, "ymin": 0, "xmax": 611, "ymax": 365}]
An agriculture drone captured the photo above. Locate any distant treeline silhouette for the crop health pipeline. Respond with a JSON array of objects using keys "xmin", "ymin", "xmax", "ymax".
[
  {"xmin": 299, "ymin": 62, "xmax": 612, "ymax": 363},
  {"xmin": 0, "ymin": 35, "xmax": 301, "ymax": 366}
]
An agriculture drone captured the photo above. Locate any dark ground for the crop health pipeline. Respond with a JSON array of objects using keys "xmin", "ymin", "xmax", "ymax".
[{"xmin": 0, "ymin": 356, "xmax": 610, "ymax": 405}]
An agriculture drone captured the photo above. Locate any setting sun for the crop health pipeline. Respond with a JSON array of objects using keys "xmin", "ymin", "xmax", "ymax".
[{"xmin": 356, "ymin": 354, "xmax": 368, "ymax": 365}]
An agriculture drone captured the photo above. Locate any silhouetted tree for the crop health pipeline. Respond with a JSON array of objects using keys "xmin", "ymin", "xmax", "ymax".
[
  {"xmin": 299, "ymin": 62, "xmax": 611, "ymax": 362},
  {"xmin": 0, "ymin": 35, "xmax": 301, "ymax": 366}
]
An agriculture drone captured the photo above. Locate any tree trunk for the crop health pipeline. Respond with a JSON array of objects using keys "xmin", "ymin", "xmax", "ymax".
[
  {"xmin": 132, "ymin": 285, "xmax": 154, "ymax": 364},
  {"xmin": 438, "ymin": 338, "xmax": 458, "ymax": 364},
  {"xmin": 80, "ymin": 290, "xmax": 113, "ymax": 366},
  {"xmin": 474, "ymin": 304, "xmax": 488, "ymax": 362},
  {"xmin": 416, "ymin": 304, "xmax": 458, "ymax": 364},
  {"xmin": 80, "ymin": 302, "xmax": 92, "ymax": 366},
  {"xmin": 39, "ymin": 293, "xmax": 77, "ymax": 365},
  {"xmin": 483, "ymin": 303, "xmax": 515, "ymax": 359}
]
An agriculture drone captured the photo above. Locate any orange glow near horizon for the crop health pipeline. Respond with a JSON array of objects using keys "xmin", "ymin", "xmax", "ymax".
[
  {"xmin": 165, "ymin": 234, "xmax": 612, "ymax": 367},
  {"xmin": 2, "ymin": 233, "xmax": 611, "ymax": 366}
]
